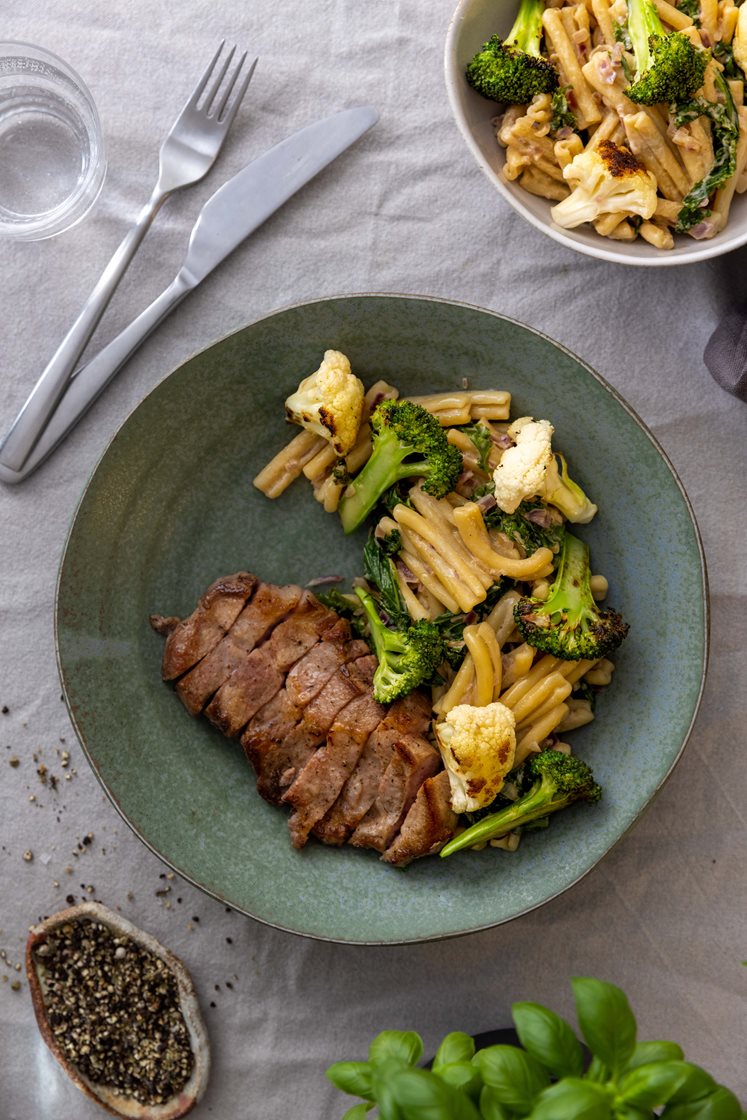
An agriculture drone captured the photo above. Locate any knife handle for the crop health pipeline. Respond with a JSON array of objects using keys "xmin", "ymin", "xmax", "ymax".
[
  {"xmin": 0, "ymin": 190, "xmax": 167, "ymax": 473},
  {"xmin": 0, "ymin": 270, "xmax": 193, "ymax": 486}
]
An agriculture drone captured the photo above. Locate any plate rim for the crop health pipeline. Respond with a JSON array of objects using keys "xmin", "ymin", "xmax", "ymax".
[{"xmin": 54, "ymin": 291, "xmax": 711, "ymax": 944}]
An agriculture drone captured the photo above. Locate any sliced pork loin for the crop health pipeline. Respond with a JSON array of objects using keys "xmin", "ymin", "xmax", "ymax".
[
  {"xmin": 349, "ymin": 732, "xmax": 442, "ymax": 853},
  {"xmin": 283, "ymin": 685, "xmax": 386, "ymax": 849},
  {"xmin": 382, "ymin": 770, "xmax": 458, "ymax": 866},
  {"xmin": 313, "ymin": 689, "xmax": 434, "ymax": 846},
  {"xmin": 175, "ymin": 582, "xmax": 309, "ymax": 717},
  {"xmin": 152, "ymin": 572, "xmax": 258, "ymax": 680},
  {"xmin": 242, "ymin": 639, "xmax": 372, "ymax": 804},
  {"xmin": 151, "ymin": 573, "xmax": 459, "ymax": 867}
]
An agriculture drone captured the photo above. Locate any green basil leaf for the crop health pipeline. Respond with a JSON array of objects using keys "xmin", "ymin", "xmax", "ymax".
[
  {"xmin": 613, "ymin": 1105, "xmax": 651, "ymax": 1120},
  {"xmin": 666, "ymin": 1064, "xmax": 718, "ymax": 1104},
  {"xmin": 436, "ymin": 1060, "xmax": 482, "ymax": 1098},
  {"xmin": 587, "ymin": 1055, "xmax": 610, "ymax": 1083},
  {"xmin": 529, "ymin": 1078, "xmax": 614, "ymax": 1120},
  {"xmin": 571, "ymin": 977, "xmax": 637, "ymax": 1077},
  {"xmin": 387, "ymin": 1067, "xmax": 482, "ymax": 1120},
  {"xmin": 326, "ymin": 1061, "xmax": 375, "ymax": 1099},
  {"xmin": 627, "ymin": 1041, "xmax": 685, "ymax": 1070},
  {"xmin": 372, "ymin": 1063, "xmax": 406, "ymax": 1120},
  {"xmin": 512, "ymin": 1000, "xmax": 584, "ymax": 1077},
  {"xmin": 476, "ymin": 1045, "xmax": 550, "ymax": 1112},
  {"xmin": 479, "ymin": 1085, "xmax": 515, "ymax": 1120},
  {"xmin": 369, "ymin": 1031, "xmax": 424, "ymax": 1068},
  {"xmin": 618, "ymin": 1060, "xmax": 697, "ymax": 1108},
  {"xmin": 661, "ymin": 1086, "xmax": 744, "ymax": 1120},
  {"xmin": 343, "ymin": 1105, "xmax": 374, "ymax": 1120},
  {"xmin": 432, "ymin": 1032, "xmax": 476, "ymax": 1071}
]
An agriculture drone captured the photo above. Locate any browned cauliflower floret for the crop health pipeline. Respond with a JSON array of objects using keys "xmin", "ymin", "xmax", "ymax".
[
  {"xmin": 284, "ymin": 350, "xmax": 364, "ymax": 456},
  {"xmin": 550, "ymin": 141, "xmax": 657, "ymax": 230}
]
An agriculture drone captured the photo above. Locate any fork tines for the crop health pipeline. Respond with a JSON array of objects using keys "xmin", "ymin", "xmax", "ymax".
[{"xmin": 192, "ymin": 42, "xmax": 258, "ymax": 125}]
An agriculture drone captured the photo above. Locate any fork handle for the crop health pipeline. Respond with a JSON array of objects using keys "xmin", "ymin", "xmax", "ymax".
[
  {"xmin": 0, "ymin": 187, "xmax": 168, "ymax": 472},
  {"xmin": 0, "ymin": 270, "xmax": 194, "ymax": 485}
]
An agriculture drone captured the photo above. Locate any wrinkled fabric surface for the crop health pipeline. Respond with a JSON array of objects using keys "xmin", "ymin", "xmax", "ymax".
[{"xmin": 1, "ymin": 1, "xmax": 746, "ymax": 1117}]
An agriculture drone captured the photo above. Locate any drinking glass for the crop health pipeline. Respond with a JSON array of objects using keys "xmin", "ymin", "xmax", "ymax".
[{"xmin": 0, "ymin": 42, "xmax": 106, "ymax": 240}]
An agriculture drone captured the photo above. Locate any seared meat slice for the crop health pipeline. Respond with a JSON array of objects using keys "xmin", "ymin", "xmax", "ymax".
[
  {"xmin": 313, "ymin": 690, "xmax": 434, "ymax": 846},
  {"xmin": 349, "ymin": 734, "xmax": 441, "ymax": 852},
  {"xmin": 241, "ymin": 634, "xmax": 371, "ymax": 804},
  {"xmin": 294, "ymin": 653, "xmax": 376, "ymax": 739},
  {"xmin": 154, "ymin": 572, "xmax": 258, "ymax": 681},
  {"xmin": 203, "ymin": 598, "xmax": 339, "ymax": 738},
  {"xmin": 382, "ymin": 771, "xmax": 458, "ymax": 866},
  {"xmin": 175, "ymin": 582, "xmax": 303, "ymax": 715},
  {"xmin": 283, "ymin": 690, "xmax": 386, "ymax": 849},
  {"xmin": 285, "ymin": 622, "xmax": 363, "ymax": 708}
]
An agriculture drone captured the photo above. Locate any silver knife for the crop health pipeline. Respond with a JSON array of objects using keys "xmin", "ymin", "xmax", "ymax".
[{"xmin": 0, "ymin": 105, "xmax": 378, "ymax": 485}]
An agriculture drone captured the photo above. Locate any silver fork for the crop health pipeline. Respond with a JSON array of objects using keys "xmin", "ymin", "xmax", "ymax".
[{"xmin": 0, "ymin": 42, "xmax": 257, "ymax": 473}]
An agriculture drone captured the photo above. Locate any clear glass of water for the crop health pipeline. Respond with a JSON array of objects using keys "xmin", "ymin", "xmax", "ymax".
[{"xmin": 0, "ymin": 43, "xmax": 106, "ymax": 240}]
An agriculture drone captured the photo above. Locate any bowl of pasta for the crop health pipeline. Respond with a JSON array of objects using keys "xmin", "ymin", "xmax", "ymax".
[
  {"xmin": 445, "ymin": 0, "xmax": 747, "ymax": 263},
  {"xmin": 56, "ymin": 294, "xmax": 708, "ymax": 942}
]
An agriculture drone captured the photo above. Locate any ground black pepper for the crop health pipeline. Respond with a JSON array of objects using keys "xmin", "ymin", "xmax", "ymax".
[{"xmin": 34, "ymin": 919, "xmax": 194, "ymax": 1106}]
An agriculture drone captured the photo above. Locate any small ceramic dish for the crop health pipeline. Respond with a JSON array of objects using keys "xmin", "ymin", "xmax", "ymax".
[{"xmin": 27, "ymin": 901, "xmax": 209, "ymax": 1119}]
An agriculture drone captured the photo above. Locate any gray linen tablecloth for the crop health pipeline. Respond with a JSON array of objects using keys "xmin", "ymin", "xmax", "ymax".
[{"xmin": 1, "ymin": 1, "xmax": 746, "ymax": 1116}]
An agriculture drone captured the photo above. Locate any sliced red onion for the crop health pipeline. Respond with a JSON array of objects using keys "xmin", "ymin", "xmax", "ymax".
[
  {"xmin": 524, "ymin": 507, "xmax": 554, "ymax": 528},
  {"xmin": 307, "ymin": 574, "xmax": 344, "ymax": 587},
  {"xmin": 476, "ymin": 493, "xmax": 498, "ymax": 515},
  {"xmin": 689, "ymin": 218, "xmax": 718, "ymax": 240},
  {"xmin": 396, "ymin": 560, "xmax": 418, "ymax": 585},
  {"xmin": 493, "ymin": 432, "xmax": 514, "ymax": 449},
  {"xmin": 597, "ymin": 55, "xmax": 617, "ymax": 84}
]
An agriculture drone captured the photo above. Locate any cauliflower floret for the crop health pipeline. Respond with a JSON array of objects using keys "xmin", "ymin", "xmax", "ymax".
[
  {"xmin": 492, "ymin": 416, "xmax": 554, "ymax": 514},
  {"xmin": 550, "ymin": 140, "xmax": 657, "ymax": 230},
  {"xmin": 434, "ymin": 702, "xmax": 516, "ymax": 814},
  {"xmin": 284, "ymin": 350, "xmax": 364, "ymax": 456},
  {"xmin": 491, "ymin": 416, "xmax": 598, "ymax": 523}
]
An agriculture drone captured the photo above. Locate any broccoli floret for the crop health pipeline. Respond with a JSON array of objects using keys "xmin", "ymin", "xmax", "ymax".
[
  {"xmin": 355, "ymin": 587, "xmax": 445, "ymax": 703},
  {"xmin": 514, "ymin": 531, "xmax": 629, "ymax": 661},
  {"xmin": 626, "ymin": 0, "xmax": 708, "ymax": 105},
  {"xmin": 440, "ymin": 748, "xmax": 601, "ymax": 856},
  {"xmin": 465, "ymin": 0, "xmax": 559, "ymax": 105},
  {"xmin": 338, "ymin": 400, "xmax": 463, "ymax": 535}
]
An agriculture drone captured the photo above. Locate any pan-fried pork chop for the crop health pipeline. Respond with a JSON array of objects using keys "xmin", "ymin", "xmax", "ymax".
[
  {"xmin": 313, "ymin": 690, "xmax": 434, "ymax": 846},
  {"xmin": 151, "ymin": 573, "xmax": 458, "ymax": 867},
  {"xmin": 152, "ymin": 572, "xmax": 258, "ymax": 681},
  {"xmin": 382, "ymin": 771, "xmax": 458, "ymax": 866}
]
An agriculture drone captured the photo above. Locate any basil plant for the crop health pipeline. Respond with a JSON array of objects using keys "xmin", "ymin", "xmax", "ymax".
[{"xmin": 326, "ymin": 977, "xmax": 744, "ymax": 1120}]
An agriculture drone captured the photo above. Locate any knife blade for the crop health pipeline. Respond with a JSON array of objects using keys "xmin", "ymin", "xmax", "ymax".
[{"xmin": 0, "ymin": 105, "xmax": 378, "ymax": 485}]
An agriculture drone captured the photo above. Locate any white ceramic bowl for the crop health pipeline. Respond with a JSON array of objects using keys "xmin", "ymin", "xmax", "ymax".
[{"xmin": 445, "ymin": 0, "xmax": 747, "ymax": 265}]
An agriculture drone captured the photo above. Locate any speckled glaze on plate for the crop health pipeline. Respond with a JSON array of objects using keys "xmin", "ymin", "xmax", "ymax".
[{"xmin": 55, "ymin": 294, "xmax": 708, "ymax": 944}]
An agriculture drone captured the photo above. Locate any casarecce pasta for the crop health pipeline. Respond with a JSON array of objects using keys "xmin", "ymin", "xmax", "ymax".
[
  {"xmin": 486, "ymin": 0, "xmax": 747, "ymax": 246},
  {"xmin": 255, "ymin": 365, "xmax": 626, "ymax": 854}
]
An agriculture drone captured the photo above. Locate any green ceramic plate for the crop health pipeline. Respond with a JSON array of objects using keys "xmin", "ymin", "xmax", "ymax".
[{"xmin": 56, "ymin": 294, "xmax": 708, "ymax": 944}]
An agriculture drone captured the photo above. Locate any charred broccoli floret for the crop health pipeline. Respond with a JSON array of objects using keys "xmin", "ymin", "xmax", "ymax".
[
  {"xmin": 626, "ymin": 0, "xmax": 708, "ymax": 104},
  {"xmin": 514, "ymin": 531, "xmax": 629, "ymax": 661},
  {"xmin": 465, "ymin": 0, "xmax": 559, "ymax": 105},
  {"xmin": 355, "ymin": 587, "xmax": 445, "ymax": 704},
  {"xmin": 338, "ymin": 400, "xmax": 462, "ymax": 535},
  {"xmin": 440, "ymin": 748, "xmax": 601, "ymax": 857}
]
